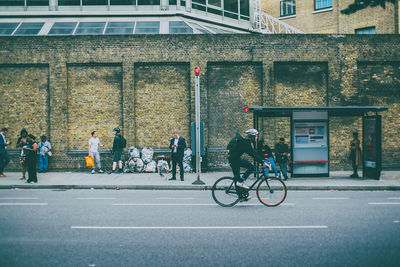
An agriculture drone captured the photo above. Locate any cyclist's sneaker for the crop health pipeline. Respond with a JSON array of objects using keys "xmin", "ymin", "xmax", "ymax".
[
  {"xmin": 98, "ymin": 169, "xmax": 104, "ymax": 173},
  {"xmin": 91, "ymin": 169, "xmax": 95, "ymax": 174},
  {"xmin": 236, "ymin": 182, "xmax": 249, "ymax": 189},
  {"xmin": 239, "ymin": 196, "xmax": 251, "ymax": 202}
]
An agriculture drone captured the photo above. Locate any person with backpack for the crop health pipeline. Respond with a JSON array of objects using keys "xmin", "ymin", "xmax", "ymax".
[
  {"xmin": 227, "ymin": 129, "xmax": 267, "ymax": 201},
  {"xmin": 110, "ymin": 127, "xmax": 126, "ymax": 174}
]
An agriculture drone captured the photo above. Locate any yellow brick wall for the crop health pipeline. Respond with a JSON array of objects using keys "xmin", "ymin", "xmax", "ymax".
[{"xmin": 262, "ymin": 0, "xmax": 398, "ymax": 33}]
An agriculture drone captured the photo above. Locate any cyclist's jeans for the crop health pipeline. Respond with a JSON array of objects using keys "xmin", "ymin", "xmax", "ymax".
[{"xmin": 229, "ymin": 158, "xmax": 255, "ymax": 182}]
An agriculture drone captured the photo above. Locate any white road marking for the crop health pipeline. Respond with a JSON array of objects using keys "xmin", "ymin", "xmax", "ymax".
[
  {"xmin": 76, "ymin": 198, "xmax": 116, "ymax": 200},
  {"xmin": 393, "ymin": 220, "xmax": 399, "ymax": 223},
  {"xmin": 388, "ymin": 197, "xmax": 400, "ymax": 200},
  {"xmin": 113, "ymin": 203, "xmax": 295, "ymax": 206},
  {"xmin": 368, "ymin": 202, "xmax": 400, "ymax": 205},
  {"xmin": 155, "ymin": 198, "xmax": 194, "ymax": 200},
  {"xmin": 0, "ymin": 203, "xmax": 48, "ymax": 206},
  {"xmin": 71, "ymin": 225, "xmax": 328, "ymax": 230},
  {"xmin": 0, "ymin": 197, "xmax": 39, "ymax": 200},
  {"xmin": 312, "ymin": 197, "xmax": 349, "ymax": 200}
]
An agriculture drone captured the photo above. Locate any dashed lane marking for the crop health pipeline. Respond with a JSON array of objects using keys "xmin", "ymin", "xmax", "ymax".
[
  {"xmin": 71, "ymin": 225, "xmax": 328, "ymax": 230},
  {"xmin": 155, "ymin": 198, "xmax": 194, "ymax": 200},
  {"xmin": 312, "ymin": 197, "xmax": 349, "ymax": 200},
  {"xmin": 0, "ymin": 197, "xmax": 39, "ymax": 200},
  {"xmin": 112, "ymin": 203, "xmax": 295, "ymax": 206},
  {"xmin": 0, "ymin": 203, "xmax": 48, "ymax": 206},
  {"xmin": 388, "ymin": 197, "xmax": 400, "ymax": 200},
  {"xmin": 76, "ymin": 198, "xmax": 116, "ymax": 200},
  {"xmin": 368, "ymin": 202, "xmax": 400, "ymax": 205}
]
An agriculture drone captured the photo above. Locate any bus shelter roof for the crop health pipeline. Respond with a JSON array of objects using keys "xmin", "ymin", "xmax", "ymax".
[{"xmin": 246, "ymin": 106, "xmax": 388, "ymax": 117}]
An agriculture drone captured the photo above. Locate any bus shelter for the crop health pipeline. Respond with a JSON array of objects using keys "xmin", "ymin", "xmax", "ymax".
[{"xmin": 245, "ymin": 106, "xmax": 388, "ymax": 179}]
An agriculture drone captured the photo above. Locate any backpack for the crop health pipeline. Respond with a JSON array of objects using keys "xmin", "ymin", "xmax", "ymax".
[
  {"xmin": 120, "ymin": 136, "xmax": 127, "ymax": 149},
  {"xmin": 227, "ymin": 132, "xmax": 243, "ymax": 153}
]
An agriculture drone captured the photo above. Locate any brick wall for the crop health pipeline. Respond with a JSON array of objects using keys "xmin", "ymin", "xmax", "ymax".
[
  {"xmin": 0, "ymin": 34, "xmax": 399, "ymax": 171},
  {"xmin": 264, "ymin": 0, "xmax": 398, "ymax": 34}
]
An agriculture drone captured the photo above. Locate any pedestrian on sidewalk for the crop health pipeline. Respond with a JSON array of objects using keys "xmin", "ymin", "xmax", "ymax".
[
  {"xmin": 17, "ymin": 128, "xmax": 28, "ymax": 180},
  {"xmin": 258, "ymin": 138, "xmax": 278, "ymax": 178},
  {"xmin": 110, "ymin": 127, "xmax": 126, "ymax": 174},
  {"xmin": 38, "ymin": 135, "xmax": 51, "ymax": 173},
  {"xmin": 349, "ymin": 132, "xmax": 362, "ymax": 178},
  {"xmin": 0, "ymin": 128, "xmax": 10, "ymax": 178},
  {"xmin": 275, "ymin": 137, "xmax": 290, "ymax": 181},
  {"xmin": 88, "ymin": 131, "xmax": 104, "ymax": 174},
  {"xmin": 168, "ymin": 131, "xmax": 186, "ymax": 181},
  {"xmin": 24, "ymin": 134, "xmax": 38, "ymax": 184}
]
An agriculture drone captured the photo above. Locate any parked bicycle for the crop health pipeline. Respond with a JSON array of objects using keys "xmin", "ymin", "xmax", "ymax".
[{"xmin": 211, "ymin": 167, "xmax": 287, "ymax": 207}]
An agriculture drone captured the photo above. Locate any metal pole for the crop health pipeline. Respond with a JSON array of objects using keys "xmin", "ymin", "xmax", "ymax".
[{"xmin": 193, "ymin": 67, "xmax": 205, "ymax": 185}]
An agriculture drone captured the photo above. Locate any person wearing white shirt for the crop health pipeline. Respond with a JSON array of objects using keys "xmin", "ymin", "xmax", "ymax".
[{"xmin": 88, "ymin": 131, "xmax": 104, "ymax": 174}]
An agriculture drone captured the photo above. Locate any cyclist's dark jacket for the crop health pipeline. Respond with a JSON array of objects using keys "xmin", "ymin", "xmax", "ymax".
[{"xmin": 228, "ymin": 137, "xmax": 265, "ymax": 164}]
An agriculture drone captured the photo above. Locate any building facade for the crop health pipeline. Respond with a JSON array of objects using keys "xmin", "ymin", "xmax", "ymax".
[
  {"xmin": 0, "ymin": 34, "xmax": 399, "ymax": 171},
  {"xmin": 263, "ymin": 0, "xmax": 400, "ymax": 34}
]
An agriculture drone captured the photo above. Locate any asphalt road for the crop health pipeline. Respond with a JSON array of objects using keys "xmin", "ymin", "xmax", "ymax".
[{"xmin": 0, "ymin": 189, "xmax": 399, "ymax": 267}]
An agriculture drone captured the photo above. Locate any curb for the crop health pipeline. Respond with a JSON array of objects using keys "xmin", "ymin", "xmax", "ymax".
[{"xmin": 1, "ymin": 185, "xmax": 400, "ymax": 191}]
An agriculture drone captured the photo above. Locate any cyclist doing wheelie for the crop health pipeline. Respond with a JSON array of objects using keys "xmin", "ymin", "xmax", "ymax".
[{"xmin": 227, "ymin": 129, "xmax": 268, "ymax": 201}]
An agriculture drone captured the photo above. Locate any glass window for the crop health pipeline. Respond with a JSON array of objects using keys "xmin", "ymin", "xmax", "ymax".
[
  {"xmin": 315, "ymin": 0, "xmax": 331, "ymax": 10},
  {"xmin": 0, "ymin": 23, "xmax": 19, "ymax": 35},
  {"xmin": 48, "ymin": 22, "xmax": 77, "ymax": 35},
  {"xmin": 281, "ymin": 0, "xmax": 295, "ymax": 17},
  {"xmin": 58, "ymin": 0, "xmax": 80, "ymax": 5},
  {"xmin": 169, "ymin": 0, "xmax": 177, "ymax": 5},
  {"xmin": 138, "ymin": 0, "xmax": 160, "ymax": 5},
  {"xmin": 208, "ymin": 0, "xmax": 221, "ymax": 8},
  {"xmin": 239, "ymin": 0, "xmax": 249, "ymax": 16},
  {"xmin": 27, "ymin": 0, "xmax": 49, "ymax": 6},
  {"xmin": 135, "ymin": 21, "xmax": 159, "ymax": 34},
  {"xmin": 355, "ymin": 26, "xmax": 376, "ymax": 34},
  {"xmin": 75, "ymin": 22, "xmax": 106, "ymax": 35},
  {"xmin": 224, "ymin": 0, "xmax": 238, "ymax": 13},
  {"xmin": 169, "ymin": 21, "xmax": 193, "ymax": 34},
  {"xmin": 105, "ymin": 21, "xmax": 135, "ymax": 34},
  {"xmin": 189, "ymin": 23, "xmax": 212, "ymax": 34},
  {"xmin": 83, "ymin": 0, "xmax": 107, "ymax": 5},
  {"xmin": 206, "ymin": 25, "xmax": 233, "ymax": 33},
  {"xmin": 110, "ymin": 0, "xmax": 137, "ymax": 4},
  {"xmin": 180, "ymin": 0, "xmax": 185, "ymax": 6},
  {"xmin": 14, "ymin": 22, "xmax": 44, "ymax": 35},
  {"xmin": 0, "ymin": 0, "xmax": 24, "ymax": 6}
]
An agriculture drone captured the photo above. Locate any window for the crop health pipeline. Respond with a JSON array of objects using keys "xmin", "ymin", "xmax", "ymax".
[
  {"xmin": 137, "ymin": 0, "xmax": 160, "ymax": 5},
  {"xmin": 355, "ymin": 26, "xmax": 376, "ymax": 34},
  {"xmin": 75, "ymin": 22, "xmax": 106, "ymax": 35},
  {"xmin": 135, "ymin": 21, "xmax": 159, "ymax": 34},
  {"xmin": 189, "ymin": 23, "xmax": 212, "ymax": 34},
  {"xmin": 281, "ymin": 0, "xmax": 295, "ymax": 17},
  {"xmin": 83, "ymin": 0, "xmax": 107, "ymax": 5},
  {"xmin": 240, "ymin": 0, "xmax": 249, "ymax": 17},
  {"xmin": 48, "ymin": 22, "xmax": 77, "ymax": 35},
  {"xmin": 58, "ymin": 0, "xmax": 80, "ymax": 5},
  {"xmin": 315, "ymin": 0, "xmax": 331, "ymax": 10},
  {"xmin": 105, "ymin": 22, "xmax": 135, "ymax": 34},
  {"xmin": 169, "ymin": 21, "xmax": 193, "ymax": 34},
  {"xmin": 0, "ymin": 0, "xmax": 24, "ymax": 6},
  {"xmin": 110, "ymin": 0, "xmax": 136, "ymax": 4},
  {"xmin": 0, "ymin": 23, "xmax": 19, "ymax": 35},
  {"xmin": 14, "ymin": 22, "xmax": 44, "ymax": 35},
  {"xmin": 169, "ymin": 0, "xmax": 177, "ymax": 5},
  {"xmin": 27, "ymin": 0, "xmax": 49, "ymax": 6}
]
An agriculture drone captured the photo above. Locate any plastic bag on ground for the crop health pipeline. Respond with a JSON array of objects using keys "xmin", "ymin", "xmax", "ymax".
[
  {"xmin": 141, "ymin": 147, "xmax": 154, "ymax": 164},
  {"xmin": 129, "ymin": 146, "xmax": 140, "ymax": 158},
  {"xmin": 144, "ymin": 161, "xmax": 157, "ymax": 173}
]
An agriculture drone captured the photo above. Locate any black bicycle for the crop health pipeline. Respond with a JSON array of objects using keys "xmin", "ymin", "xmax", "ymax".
[{"xmin": 211, "ymin": 168, "xmax": 287, "ymax": 207}]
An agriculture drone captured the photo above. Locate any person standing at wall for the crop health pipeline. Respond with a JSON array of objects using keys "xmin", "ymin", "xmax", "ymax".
[
  {"xmin": 275, "ymin": 137, "xmax": 290, "ymax": 181},
  {"xmin": 24, "ymin": 134, "xmax": 38, "ymax": 184},
  {"xmin": 110, "ymin": 127, "xmax": 126, "ymax": 174},
  {"xmin": 38, "ymin": 135, "xmax": 51, "ymax": 173},
  {"xmin": 168, "ymin": 131, "xmax": 186, "ymax": 181},
  {"xmin": 88, "ymin": 131, "xmax": 104, "ymax": 174},
  {"xmin": 0, "ymin": 128, "xmax": 10, "ymax": 178},
  {"xmin": 349, "ymin": 132, "xmax": 362, "ymax": 178},
  {"xmin": 17, "ymin": 129, "xmax": 28, "ymax": 180}
]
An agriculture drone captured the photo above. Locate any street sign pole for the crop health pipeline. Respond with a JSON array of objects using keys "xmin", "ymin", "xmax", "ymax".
[{"xmin": 192, "ymin": 67, "xmax": 205, "ymax": 185}]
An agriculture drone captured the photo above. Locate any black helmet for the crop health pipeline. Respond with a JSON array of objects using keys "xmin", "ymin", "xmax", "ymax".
[{"xmin": 113, "ymin": 127, "xmax": 121, "ymax": 133}]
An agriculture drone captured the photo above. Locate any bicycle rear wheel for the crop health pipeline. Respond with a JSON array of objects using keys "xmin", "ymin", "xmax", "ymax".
[
  {"xmin": 256, "ymin": 177, "xmax": 287, "ymax": 207},
  {"xmin": 211, "ymin": 177, "xmax": 240, "ymax": 207}
]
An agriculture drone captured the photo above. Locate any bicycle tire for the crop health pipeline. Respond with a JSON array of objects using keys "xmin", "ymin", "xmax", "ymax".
[
  {"xmin": 256, "ymin": 177, "xmax": 287, "ymax": 207},
  {"xmin": 211, "ymin": 177, "xmax": 240, "ymax": 207}
]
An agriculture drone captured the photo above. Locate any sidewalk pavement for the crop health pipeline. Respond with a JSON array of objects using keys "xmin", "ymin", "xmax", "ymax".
[{"xmin": 1, "ymin": 170, "xmax": 400, "ymax": 190}]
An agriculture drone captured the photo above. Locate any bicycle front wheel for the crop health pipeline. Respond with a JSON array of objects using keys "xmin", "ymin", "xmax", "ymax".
[
  {"xmin": 211, "ymin": 177, "xmax": 240, "ymax": 207},
  {"xmin": 256, "ymin": 178, "xmax": 287, "ymax": 207}
]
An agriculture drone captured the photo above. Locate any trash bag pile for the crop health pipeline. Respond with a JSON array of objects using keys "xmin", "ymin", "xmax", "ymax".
[
  {"xmin": 157, "ymin": 159, "xmax": 170, "ymax": 177},
  {"xmin": 141, "ymin": 147, "xmax": 156, "ymax": 173},
  {"xmin": 176, "ymin": 148, "xmax": 193, "ymax": 173},
  {"xmin": 123, "ymin": 146, "xmax": 144, "ymax": 173}
]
